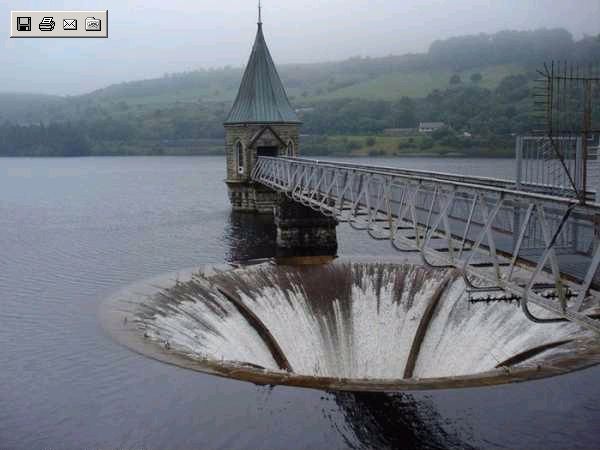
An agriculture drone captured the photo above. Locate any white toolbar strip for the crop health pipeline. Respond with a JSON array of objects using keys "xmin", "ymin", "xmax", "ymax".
[{"xmin": 11, "ymin": 11, "xmax": 108, "ymax": 38}]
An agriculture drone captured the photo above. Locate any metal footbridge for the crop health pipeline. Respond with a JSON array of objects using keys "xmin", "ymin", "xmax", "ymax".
[{"xmin": 252, "ymin": 156, "xmax": 600, "ymax": 333}]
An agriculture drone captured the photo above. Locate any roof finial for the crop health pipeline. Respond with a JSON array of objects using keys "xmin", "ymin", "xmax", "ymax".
[{"xmin": 258, "ymin": 0, "xmax": 262, "ymax": 25}]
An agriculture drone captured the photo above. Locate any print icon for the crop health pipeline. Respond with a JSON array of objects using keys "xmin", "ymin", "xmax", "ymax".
[
  {"xmin": 85, "ymin": 17, "xmax": 101, "ymax": 31},
  {"xmin": 17, "ymin": 17, "xmax": 31, "ymax": 31},
  {"xmin": 63, "ymin": 19, "xmax": 77, "ymax": 30},
  {"xmin": 39, "ymin": 17, "xmax": 55, "ymax": 31}
]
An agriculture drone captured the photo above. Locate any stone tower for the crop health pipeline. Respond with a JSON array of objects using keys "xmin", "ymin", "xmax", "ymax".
[{"xmin": 224, "ymin": 16, "xmax": 301, "ymax": 213}]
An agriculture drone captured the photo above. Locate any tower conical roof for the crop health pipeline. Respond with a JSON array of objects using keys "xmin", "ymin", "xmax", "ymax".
[{"xmin": 225, "ymin": 23, "xmax": 300, "ymax": 125}]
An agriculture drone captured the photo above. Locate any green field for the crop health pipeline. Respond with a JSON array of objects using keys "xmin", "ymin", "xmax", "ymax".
[
  {"xmin": 111, "ymin": 64, "xmax": 526, "ymax": 106},
  {"xmin": 310, "ymin": 64, "xmax": 525, "ymax": 101},
  {"xmin": 83, "ymin": 63, "xmax": 525, "ymax": 109},
  {"xmin": 302, "ymin": 134, "xmax": 513, "ymax": 158}
]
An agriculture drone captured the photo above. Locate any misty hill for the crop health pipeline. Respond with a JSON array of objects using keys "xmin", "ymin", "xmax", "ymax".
[
  {"xmin": 0, "ymin": 93, "xmax": 67, "ymax": 125},
  {"xmin": 79, "ymin": 28, "xmax": 597, "ymax": 105},
  {"xmin": 1, "ymin": 28, "xmax": 599, "ymax": 157},
  {"xmin": 2, "ymin": 28, "xmax": 598, "ymax": 120}
]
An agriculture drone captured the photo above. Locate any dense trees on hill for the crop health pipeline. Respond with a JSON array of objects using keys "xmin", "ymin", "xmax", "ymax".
[
  {"xmin": 449, "ymin": 74, "xmax": 462, "ymax": 85},
  {"xmin": 470, "ymin": 73, "xmax": 482, "ymax": 83},
  {"xmin": 301, "ymin": 72, "xmax": 534, "ymax": 137},
  {"xmin": 428, "ymin": 28, "xmax": 598, "ymax": 70},
  {"xmin": 0, "ymin": 122, "xmax": 91, "ymax": 156}
]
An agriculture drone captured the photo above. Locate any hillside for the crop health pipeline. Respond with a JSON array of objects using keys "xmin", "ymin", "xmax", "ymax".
[
  {"xmin": 0, "ymin": 93, "xmax": 66, "ymax": 124},
  {"xmin": 310, "ymin": 64, "xmax": 525, "ymax": 100},
  {"xmin": 68, "ymin": 27, "xmax": 597, "ymax": 108},
  {"xmin": 1, "ymin": 28, "xmax": 598, "ymax": 157},
  {"xmin": 78, "ymin": 62, "xmax": 526, "ymax": 107},
  {"xmin": 0, "ymin": 59, "xmax": 531, "ymax": 129}
]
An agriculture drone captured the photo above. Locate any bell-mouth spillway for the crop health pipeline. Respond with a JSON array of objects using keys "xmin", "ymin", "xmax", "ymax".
[{"xmin": 102, "ymin": 258, "xmax": 600, "ymax": 392}]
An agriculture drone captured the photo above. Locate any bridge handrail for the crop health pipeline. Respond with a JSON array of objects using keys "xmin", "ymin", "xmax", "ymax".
[
  {"xmin": 282, "ymin": 156, "xmax": 516, "ymax": 187},
  {"xmin": 297, "ymin": 156, "xmax": 596, "ymax": 200},
  {"xmin": 262, "ymin": 157, "xmax": 600, "ymax": 211}
]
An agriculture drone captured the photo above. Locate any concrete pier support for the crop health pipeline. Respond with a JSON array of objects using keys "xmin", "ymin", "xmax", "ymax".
[{"xmin": 274, "ymin": 196, "xmax": 338, "ymax": 257}]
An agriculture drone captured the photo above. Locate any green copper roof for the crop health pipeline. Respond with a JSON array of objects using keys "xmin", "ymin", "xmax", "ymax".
[{"xmin": 225, "ymin": 24, "xmax": 300, "ymax": 125}]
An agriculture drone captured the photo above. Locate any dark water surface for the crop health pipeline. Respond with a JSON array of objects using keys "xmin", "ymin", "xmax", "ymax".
[{"xmin": 1, "ymin": 156, "xmax": 598, "ymax": 450}]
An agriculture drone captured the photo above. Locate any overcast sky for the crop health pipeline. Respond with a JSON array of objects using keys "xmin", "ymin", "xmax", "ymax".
[{"xmin": 1, "ymin": 0, "xmax": 599, "ymax": 96}]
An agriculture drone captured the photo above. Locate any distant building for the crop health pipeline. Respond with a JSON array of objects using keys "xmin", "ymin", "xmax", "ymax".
[
  {"xmin": 418, "ymin": 122, "xmax": 446, "ymax": 133},
  {"xmin": 295, "ymin": 107, "xmax": 315, "ymax": 114},
  {"xmin": 383, "ymin": 128, "xmax": 416, "ymax": 136}
]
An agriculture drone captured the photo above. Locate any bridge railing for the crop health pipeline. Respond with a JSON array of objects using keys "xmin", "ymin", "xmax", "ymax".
[{"xmin": 252, "ymin": 156, "xmax": 600, "ymax": 333}]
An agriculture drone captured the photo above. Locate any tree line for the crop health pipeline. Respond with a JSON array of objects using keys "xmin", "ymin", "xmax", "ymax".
[
  {"xmin": 0, "ymin": 73, "xmax": 532, "ymax": 156},
  {"xmin": 300, "ymin": 73, "xmax": 534, "ymax": 135}
]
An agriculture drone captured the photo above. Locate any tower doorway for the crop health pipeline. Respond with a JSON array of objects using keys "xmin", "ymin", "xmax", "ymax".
[{"xmin": 257, "ymin": 146, "xmax": 278, "ymax": 158}]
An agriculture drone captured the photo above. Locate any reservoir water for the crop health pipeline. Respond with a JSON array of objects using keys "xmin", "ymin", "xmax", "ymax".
[{"xmin": 1, "ymin": 156, "xmax": 599, "ymax": 449}]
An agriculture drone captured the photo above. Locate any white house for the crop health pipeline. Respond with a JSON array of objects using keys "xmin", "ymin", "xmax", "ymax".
[{"xmin": 418, "ymin": 122, "xmax": 446, "ymax": 133}]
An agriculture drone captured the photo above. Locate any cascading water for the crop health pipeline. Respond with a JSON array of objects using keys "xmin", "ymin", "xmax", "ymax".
[{"xmin": 105, "ymin": 260, "xmax": 600, "ymax": 390}]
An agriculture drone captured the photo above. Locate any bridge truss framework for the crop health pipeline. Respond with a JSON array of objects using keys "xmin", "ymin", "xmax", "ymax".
[{"xmin": 253, "ymin": 156, "xmax": 600, "ymax": 334}]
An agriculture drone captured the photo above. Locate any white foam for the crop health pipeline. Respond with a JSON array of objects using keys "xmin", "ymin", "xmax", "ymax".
[{"xmin": 137, "ymin": 263, "xmax": 587, "ymax": 380}]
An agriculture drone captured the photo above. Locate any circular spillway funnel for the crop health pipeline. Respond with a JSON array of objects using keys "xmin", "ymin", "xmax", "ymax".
[{"xmin": 102, "ymin": 260, "xmax": 600, "ymax": 391}]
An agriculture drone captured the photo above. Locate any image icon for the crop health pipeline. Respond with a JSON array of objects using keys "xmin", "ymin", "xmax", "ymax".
[
  {"xmin": 85, "ymin": 17, "xmax": 101, "ymax": 31},
  {"xmin": 63, "ymin": 19, "xmax": 77, "ymax": 31},
  {"xmin": 39, "ymin": 17, "xmax": 55, "ymax": 31},
  {"xmin": 17, "ymin": 17, "xmax": 31, "ymax": 31}
]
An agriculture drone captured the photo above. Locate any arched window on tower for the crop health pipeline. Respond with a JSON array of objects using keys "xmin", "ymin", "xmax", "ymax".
[
  {"xmin": 286, "ymin": 140, "xmax": 295, "ymax": 157},
  {"xmin": 236, "ymin": 141, "xmax": 244, "ymax": 174}
]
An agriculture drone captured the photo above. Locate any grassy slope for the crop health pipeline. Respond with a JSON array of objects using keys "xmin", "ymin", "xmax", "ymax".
[
  {"xmin": 86, "ymin": 63, "xmax": 527, "ymax": 107},
  {"xmin": 0, "ymin": 61, "xmax": 528, "ymax": 124},
  {"xmin": 308, "ymin": 134, "xmax": 513, "ymax": 157},
  {"xmin": 311, "ymin": 64, "xmax": 524, "ymax": 101}
]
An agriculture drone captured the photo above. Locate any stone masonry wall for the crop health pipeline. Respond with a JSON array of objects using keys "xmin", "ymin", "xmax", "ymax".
[
  {"xmin": 224, "ymin": 124, "xmax": 299, "ymax": 183},
  {"xmin": 224, "ymin": 123, "xmax": 299, "ymax": 212}
]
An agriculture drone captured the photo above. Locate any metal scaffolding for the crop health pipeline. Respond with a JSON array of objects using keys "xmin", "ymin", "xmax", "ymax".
[{"xmin": 532, "ymin": 61, "xmax": 600, "ymax": 203}]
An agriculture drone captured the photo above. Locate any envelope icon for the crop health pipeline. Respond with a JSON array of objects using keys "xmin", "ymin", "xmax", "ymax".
[{"xmin": 63, "ymin": 18, "xmax": 77, "ymax": 30}]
